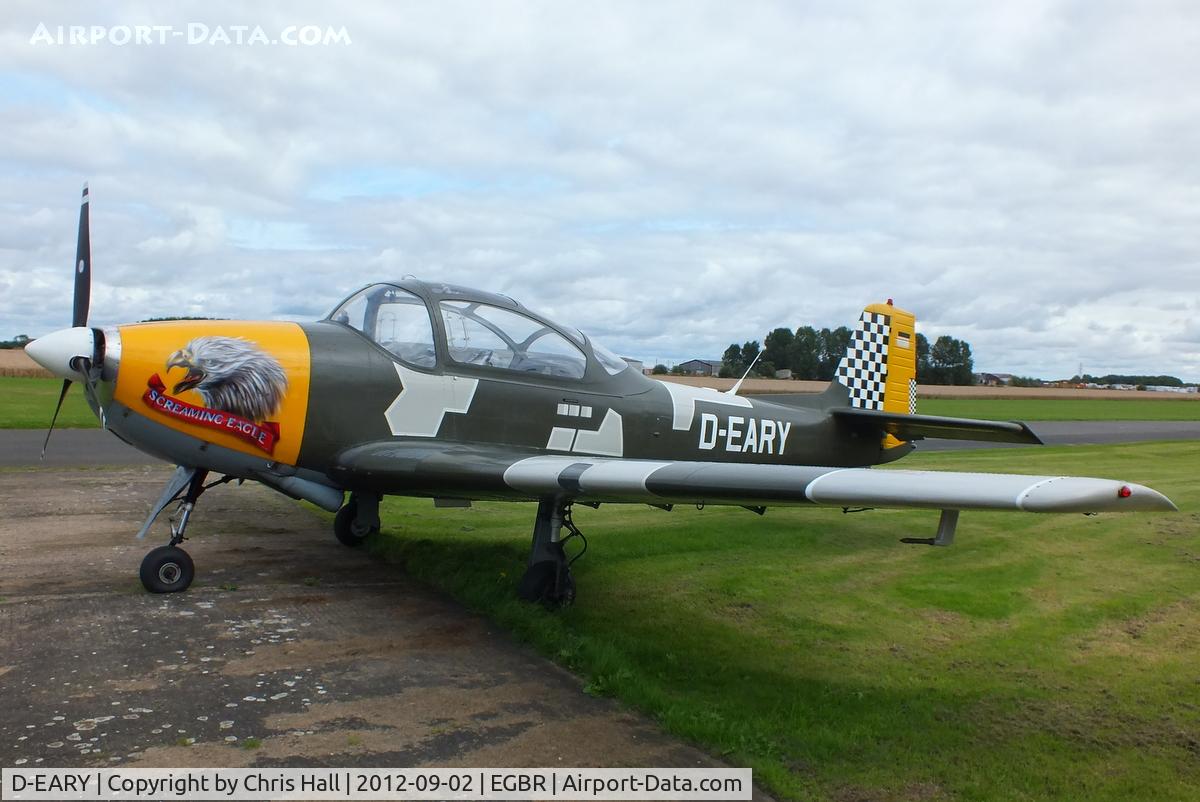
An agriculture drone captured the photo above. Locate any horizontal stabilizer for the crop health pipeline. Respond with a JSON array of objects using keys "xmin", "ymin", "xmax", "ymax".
[{"xmin": 831, "ymin": 407, "xmax": 1042, "ymax": 444}]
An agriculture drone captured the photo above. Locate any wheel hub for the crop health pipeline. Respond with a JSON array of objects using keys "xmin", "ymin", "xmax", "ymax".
[{"xmin": 158, "ymin": 562, "xmax": 181, "ymax": 585}]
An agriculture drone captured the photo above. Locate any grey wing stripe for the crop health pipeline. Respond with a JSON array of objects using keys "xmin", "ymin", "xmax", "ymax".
[{"xmin": 557, "ymin": 462, "xmax": 593, "ymax": 494}]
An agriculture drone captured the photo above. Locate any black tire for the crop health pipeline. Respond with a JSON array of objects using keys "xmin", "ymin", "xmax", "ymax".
[
  {"xmin": 517, "ymin": 561, "xmax": 576, "ymax": 607},
  {"xmin": 140, "ymin": 546, "xmax": 195, "ymax": 594},
  {"xmin": 334, "ymin": 500, "xmax": 376, "ymax": 547},
  {"xmin": 517, "ymin": 560, "xmax": 555, "ymax": 602}
]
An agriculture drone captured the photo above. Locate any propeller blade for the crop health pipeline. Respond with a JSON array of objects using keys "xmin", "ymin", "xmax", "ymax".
[
  {"xmin": 77, "ymin": 360, "xmax": 107, "ymax": 429},
  {"xmin": 42, "ymin": 378, "xmax": 73, "ymax": 459},
  {"xmin": 45, "ymin": 184, "xmax": 96, "ymax": 458},
  {"xmin": 72, "ymin": 183, "xmax": 91, "ymax": 328}
]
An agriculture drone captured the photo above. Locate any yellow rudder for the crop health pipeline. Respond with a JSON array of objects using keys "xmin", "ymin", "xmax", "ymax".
[{"xmin": 833, "ymin": 300, "xmax": 918, "ymax": 448}]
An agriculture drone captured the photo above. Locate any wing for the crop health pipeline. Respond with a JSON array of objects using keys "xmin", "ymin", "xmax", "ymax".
[{"xmin": 329, "ymin": 441, "xmax": 1176, "ymax": 513}]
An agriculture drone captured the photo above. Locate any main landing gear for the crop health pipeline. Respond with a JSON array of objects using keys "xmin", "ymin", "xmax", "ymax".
[
  {"xmin": 136, "ymin": 467, "xmax": 234, "ymax": 594},
  {"xmin": 333, "ymin": 492, "xmax": 380, "ymax": 547},
  {"xmin": 518, "ymin": 497, "xmax": 587, "ymax": 608}
]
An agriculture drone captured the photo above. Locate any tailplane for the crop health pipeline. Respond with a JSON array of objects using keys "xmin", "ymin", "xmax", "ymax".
[{"xmin": 824, "ymin": 301, "xmax": 1040, "ymax": 447}]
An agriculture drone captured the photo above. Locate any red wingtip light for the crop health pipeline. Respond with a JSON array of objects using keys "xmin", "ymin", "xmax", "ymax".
[
  {"xmin": 887, "ymin": 298, "xmax": 894, "ymax": 305},
  {"xmin": 1118, "ymin": 485, "xmax": 1132, "ymax": 498}
]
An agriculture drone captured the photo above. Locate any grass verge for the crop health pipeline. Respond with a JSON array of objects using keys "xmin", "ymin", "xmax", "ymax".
[
  {"xmin": 0, "ymin": 377, "xmax": 98, "ymax": 428},
  {"xmin": 917, "ymin": 397, "xmax": 1199, "ymax": 421},
  {"xmin": 364, "ymin": 441, "xmax": 1199, "ymax": 801}
]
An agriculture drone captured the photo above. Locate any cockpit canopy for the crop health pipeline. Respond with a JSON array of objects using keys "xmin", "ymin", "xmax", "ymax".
[{"xmin": 327, "ymin": 281, "xmax": 630, "ymax": 380}]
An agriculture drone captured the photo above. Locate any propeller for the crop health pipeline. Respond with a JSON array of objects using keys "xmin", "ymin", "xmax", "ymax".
[
  {"xmin": 41, "ymin": 183, "xmax": 94, "ymax": 457},
  {"xmin": 73, "ymin": 183, "xmax": 91, "ymax": 327}
]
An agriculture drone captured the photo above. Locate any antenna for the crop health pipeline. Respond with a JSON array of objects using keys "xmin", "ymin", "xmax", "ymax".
[{"xmin": 727, "ymin": 349, "xmax": 763, "ymax": 396}]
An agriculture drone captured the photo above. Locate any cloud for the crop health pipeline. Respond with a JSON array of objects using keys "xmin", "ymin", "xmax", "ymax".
[{"xmin": 0, "ymin": 0, "xmax": 1198, "ymax": 380}]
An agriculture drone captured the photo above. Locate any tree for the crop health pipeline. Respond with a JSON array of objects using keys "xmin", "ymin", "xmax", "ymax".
[
  {"xmin": 817, "ymin": 327, "xmax": 851, "ymax": 380},
  {"xmin": 762, "ymin": 328, "xmax": 794, "ymax": 375},
  {"xmin": 1076, "ymin": 373, "xmax": 1184, "ymax": 387},
  {"xmin": 721, "ymin": 343, "xmax": 745, "ymax": 377},
  {"xmin": 717, "ymin": 320, "xmax": 977, "ymax": 387},
  {"xmin": 927, "ymin": 335, "xmax": 974, "ymax": 385},
  {"xmin": 740, "ymin": 340, "xmax": 761, "ymax": 370},
  {"xmin": 927, "ymin": 336, "xmax": 953, "ymax": 384},
  {"xmin": 789, "ymin": 326, "xmax": 820, "ymax": 379},
  {"xmin": 915, "ymin": 333, "xmax": 931, "ymax": 379},
  {"xmin": 651, "ymin": 364, "xmax": 668, "ymax": 375},
  {"xmin": 952, "ymin": 340, "xmax": 974, "ymax": 385}
]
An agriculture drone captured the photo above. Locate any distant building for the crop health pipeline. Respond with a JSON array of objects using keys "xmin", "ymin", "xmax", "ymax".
[
  {"xmin": 774, "ymin": 369, "xmax": 793, "ymax": 380},
  {"xmin": 677, "ymin": 358, "xmax": 723, "ymax": 376},
  {"xmin": 1085, "ymin": 382, "xmax": 1137, "ymax": 390},
  {"xmin": 974, "ymin": 372, "xmax": 1013, "ymax": 386},
  {"xmin": 1146, "ymin": 385, "xmax": 1198, "ymax": 394}
]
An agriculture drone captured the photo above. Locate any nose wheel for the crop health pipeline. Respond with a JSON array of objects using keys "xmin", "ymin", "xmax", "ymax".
[
  {"xmin": 136, "ymin": 468, "xmax": 228, "ymax": 594},
  {"xmin": 139, "ymin": 545, "xmax": 195, "ymax": 593}
]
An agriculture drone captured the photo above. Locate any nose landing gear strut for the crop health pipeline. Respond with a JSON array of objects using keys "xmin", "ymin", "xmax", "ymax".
[{"xmin": 136, "ymin": 467, "xmax": 232, "ymax": 593}]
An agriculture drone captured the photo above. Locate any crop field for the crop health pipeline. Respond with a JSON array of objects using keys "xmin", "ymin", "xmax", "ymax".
[{"xmin": 368, "ymin": 441, "xmax": 1200, "ymax": 801}]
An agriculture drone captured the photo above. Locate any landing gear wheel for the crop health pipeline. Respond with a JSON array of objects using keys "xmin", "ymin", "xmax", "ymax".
[
  {"xmin": 334, "ymin": 499, "xmax": 377, "ymax": 547},
  {"xmin": 519, "ymin": 499, "xmax": 587, "ymax": 608},
  {"xmin": 518, "ymin": 558, "xmax": 576, "ymax": 608},
  {"xmin": 140, "ymin": 545, "xmax": 195, "ymax": 594}
]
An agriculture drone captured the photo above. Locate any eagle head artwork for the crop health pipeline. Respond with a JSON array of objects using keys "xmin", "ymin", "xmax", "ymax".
[{"xmin": 166, "ymin": 336, "xmax": 288, "ymax": 422}]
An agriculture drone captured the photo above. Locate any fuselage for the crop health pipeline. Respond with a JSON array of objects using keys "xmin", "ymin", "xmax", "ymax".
[{"xmin": 29, "ymin": 280, "xmax": 904, "ymax": 504}]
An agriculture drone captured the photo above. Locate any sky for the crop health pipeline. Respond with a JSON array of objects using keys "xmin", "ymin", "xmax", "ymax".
[{"xmin": 1, "ymin": 1, "xmax": 1198, "ymax": 380}]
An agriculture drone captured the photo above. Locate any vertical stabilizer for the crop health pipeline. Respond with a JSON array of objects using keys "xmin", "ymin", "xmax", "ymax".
[{"xmin": 833, "ymin": 301, "xmax": 918, "ymax": 447}]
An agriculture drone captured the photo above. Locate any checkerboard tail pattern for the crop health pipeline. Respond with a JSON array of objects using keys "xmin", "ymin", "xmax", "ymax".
[{"xmin": 835, "ymin": 311, "xmax": 891, "ymax": 410}]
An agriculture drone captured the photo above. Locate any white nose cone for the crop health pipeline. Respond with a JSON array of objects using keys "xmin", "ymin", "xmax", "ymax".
[{"xmin": 25, "ymin": 327, "xmax": 95, "ymax": 380}]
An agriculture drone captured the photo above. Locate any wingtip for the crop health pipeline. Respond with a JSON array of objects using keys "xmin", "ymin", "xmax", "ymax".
[
  {"xmin": 1124, "ymin": 482, "xmax": 1178, "ymax": 512},
  {"xmin": 1012, "ymin": 420, "xmax": 1044, "ymax": 445}
]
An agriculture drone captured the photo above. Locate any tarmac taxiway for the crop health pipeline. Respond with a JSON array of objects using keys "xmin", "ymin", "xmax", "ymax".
[{"xmin": 0, "ymin": 465, "xmax": 765, "ymax": 791}]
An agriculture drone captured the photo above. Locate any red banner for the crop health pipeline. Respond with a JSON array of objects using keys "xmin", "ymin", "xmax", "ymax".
[{"xmin": 143, "ymin": 374, "xmax": 280, "ymax": 455}]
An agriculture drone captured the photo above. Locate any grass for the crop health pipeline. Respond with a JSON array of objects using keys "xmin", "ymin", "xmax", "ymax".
[
  {"xmin": 918, "ymin": 397, "xmax": 1199, "ymax": 421},
  {"xmin": 363, "ymin": 441, "xmax": 1200, "ymax": 802},
  {"xmin": 0, "ymin": 377, "xmax": 98, "ymax": 428}
]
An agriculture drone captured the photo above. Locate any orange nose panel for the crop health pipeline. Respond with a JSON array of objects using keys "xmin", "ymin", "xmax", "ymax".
[{"xmin": 113, "ymin": 321, "xmax": 310, "ymax": 465}]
